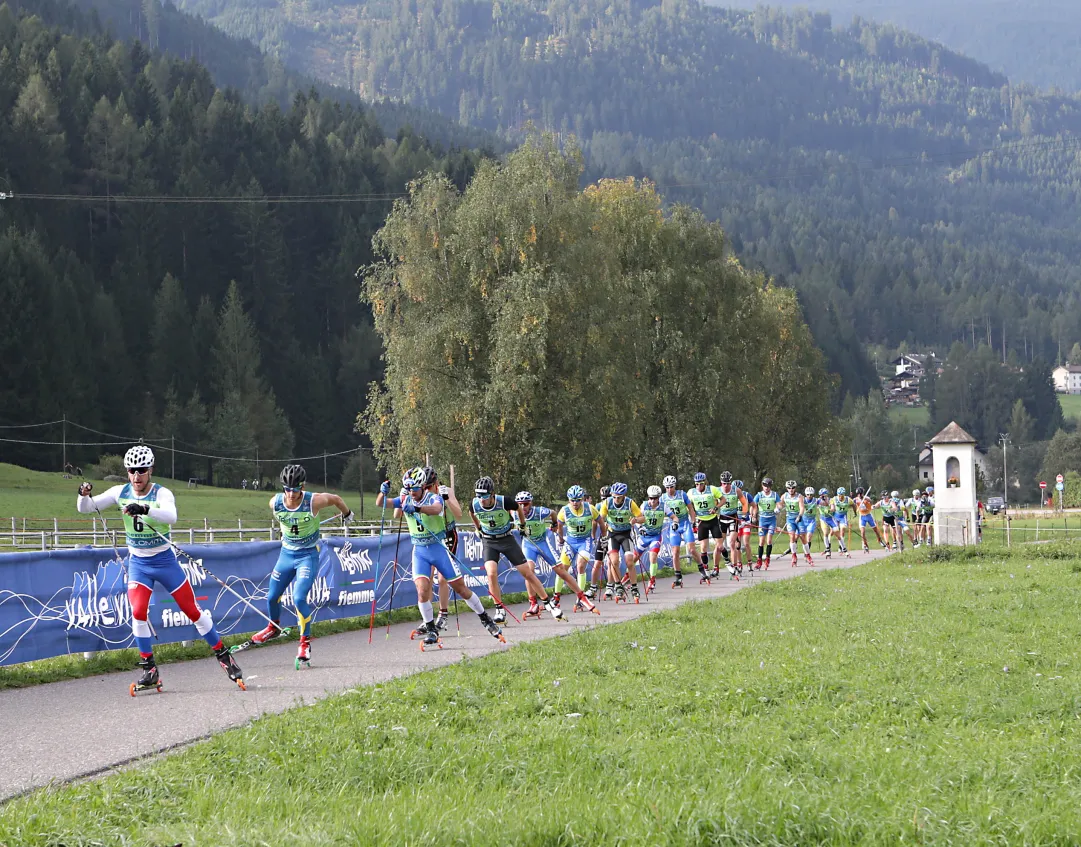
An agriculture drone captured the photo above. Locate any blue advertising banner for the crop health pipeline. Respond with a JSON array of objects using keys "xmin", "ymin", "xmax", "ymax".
[{"xmin": 0, "ymin": 530, "xmax": 562, "ymax": 666}]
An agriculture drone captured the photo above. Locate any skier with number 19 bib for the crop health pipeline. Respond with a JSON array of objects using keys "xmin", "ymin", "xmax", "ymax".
[{"xmin": 76, "ymin": 445, "xmax": 245, "ymax": 694}]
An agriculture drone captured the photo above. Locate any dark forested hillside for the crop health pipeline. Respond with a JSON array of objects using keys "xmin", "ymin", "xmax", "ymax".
[
  {"xmin": 0, "ymin": 0, "xmax": 489, "ymax": 478},
  {"xmin": 164, "ymin": 0, "xmax": 1081, "ymax": 402},
  {"xmin": 758, "ymin": 0, "xmax": 1081, "ymax": 93}
]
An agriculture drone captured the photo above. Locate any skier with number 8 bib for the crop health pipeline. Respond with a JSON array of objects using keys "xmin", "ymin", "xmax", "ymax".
[{"xmin": 76, "ymin": 445, "xmax": 245, "ymax": 694}]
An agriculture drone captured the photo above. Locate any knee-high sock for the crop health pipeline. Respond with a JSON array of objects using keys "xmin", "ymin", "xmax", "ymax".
[{"xmin": 128, "ymin": 583, "xmax": 154, "ymax": 655}]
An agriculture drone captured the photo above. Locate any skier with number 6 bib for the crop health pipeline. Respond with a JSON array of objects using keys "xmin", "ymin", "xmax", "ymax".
[{"xmin": 76, "ymin": 445, "xmax": 245, "ymax": 694}]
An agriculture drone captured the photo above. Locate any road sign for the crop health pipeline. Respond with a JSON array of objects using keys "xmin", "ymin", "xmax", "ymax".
[
  {"xmin": 1057, "ymin": 482, "xmax": 1065, "ymax": 492},
  {"xmin": 1040, "ymin": 481, "xmax": 1047, "ymax": 489},
  {"xmin": 1057, "ymin": 474, "xmax": 1064, "ymax": 483}
]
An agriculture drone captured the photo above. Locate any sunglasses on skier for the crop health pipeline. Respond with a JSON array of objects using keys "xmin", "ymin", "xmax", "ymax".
[{"xmin": 127, "ymin": 467, "xmax": 150, "ymax": 475}]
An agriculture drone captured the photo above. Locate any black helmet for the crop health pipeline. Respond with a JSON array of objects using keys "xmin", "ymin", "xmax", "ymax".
[
  {"xmin": 762, "ymin": 477, "xmax": 773, "ymax": 487},
  {"xmin": 719, "ymin": 471, "xmax": 733, "ymax": 483},
  {"xmin": 474, "ymin": 476, "xmax": 494, "ymax": 496},
  {"xmin": 421, "ymin": 466, "xmax": 438, "ymax": 487},
  {"xmin": 599, "ymin": 485, "xmax": 611, "ymax": 498},
  {"xmin": 855, "ymin": 486, "xmax": 865, "ymax": 496},
  {"xmin": 280, "ymin": 464, "xmax": 306, "ymax": 488}
]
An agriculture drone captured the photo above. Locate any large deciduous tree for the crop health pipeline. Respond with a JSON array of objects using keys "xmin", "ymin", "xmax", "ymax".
[{"xmin": 360, "ymin": 135, "xmax": 835, "ymax": 497}]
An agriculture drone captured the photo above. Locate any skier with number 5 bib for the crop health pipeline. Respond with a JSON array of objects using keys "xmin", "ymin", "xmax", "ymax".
[{"xmin": 76, "ymin": 445, "xmax": 245, "ymax": 694}]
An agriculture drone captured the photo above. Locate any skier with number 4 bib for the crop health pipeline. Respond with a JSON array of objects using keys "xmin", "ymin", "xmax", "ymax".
[
  {"xmin": 76, "ymin": 445, "xmax": 245, "ymax": 694},
  {"xmin": 245, "ymin": 464, "xmax": 354, "ymax": 669}
]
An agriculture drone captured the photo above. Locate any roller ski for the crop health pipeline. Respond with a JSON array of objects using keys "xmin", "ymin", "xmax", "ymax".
[
  {"xmin": 727, "ymin": 563, "xmax": 740, "ymax": 581},
  {"xmin": 698, "ymin": 567, "xmax": 712, "ymax": 585},
  {"xmin": 584, "ymin": 585, "xmax": 597, "ymax": 601},
  {"xmin": 709, "ymin": 567, "xmax": 721, "ymax": 580},
  {"xmin": 129, "ymin": 656, "xmax": 162, "ymax": 697},
  {"xmin": 215, "ymin": 644, "xmax": 247, "ymax": 689},
  {"xmin": 614, "ymin": 584, "xmax": 628, "ymax": 604},
  {"xmin": 603, "ymin": 584, "xmax": 614, "ymax": 601},
  {"xmin": 478, "ymin": 611, "xmax": 506, "ymax": 643},
  {"xmin": 630, "ymin": 582, "xmax": 641, "ymax": 604},
  {"xmin": 573, "ymin": 593, "xmax": 600, "ymax": 614},
  {"xmin": 755, "ymin": 558, "xmax": 763, "ymax": 571},
  {"xmin": 791, "ymin": 553, "xmax": 798, "ymax": 568},
  {"xmin": 545, "ymin": 598, "xmax": 565, "ymax": 620},
  {"xmin": 523, "ymin": 598, "xmax": 544, "ymax": 621},
  {"xmin": 672, "ymin": 571, "xmax": 683, "ymax": 589},
  {"xmin": 492, "ymin": 605, "xmax": 507, "ymax": 624},
  {"xmin": 230, "ymin": 622, "xmax": 292, "ymax": 654},
  {"xmin": 805, "ymin": 553, "xmax": 814, "ymax": 567},
  {"xmin": 416, "ymin": 621, "xmax": 442, "ymax": 652},
  {"xmin": 646, "ymin": 576, "xmax": 656, "ymax": 595},
  {"xmin": 293, "ymin": 635, "xmax": 312, "ymax": 670},
  {"xmin": 434, "ymin": 611, "xmax": 449, "ymax": 631}
]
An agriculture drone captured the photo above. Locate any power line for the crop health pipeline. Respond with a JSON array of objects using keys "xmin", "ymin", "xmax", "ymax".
[
  {"xmin": 1, "ymin": 191, "xmax": 406, "ymax": 205},
  {"xmin": 0, "ymin": 419, "xmax": 67, "ymax": 429}
]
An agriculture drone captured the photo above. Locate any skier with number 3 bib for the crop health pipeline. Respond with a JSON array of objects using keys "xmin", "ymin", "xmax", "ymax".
[{"xmin": 76, "ymin": 445, "xmax": 245, "ymax": 694}]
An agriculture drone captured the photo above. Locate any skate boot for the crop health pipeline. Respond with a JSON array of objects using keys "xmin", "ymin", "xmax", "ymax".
[
  {"xmin": 755, "ymin": 558, "xmax": 763, "ymax": 571},
  {"xmin": 791, "ymin": 553, "xmax": 798, "ymax": 567},
  {"xmin": 551, "ymin": 593, "xmax": 561, "ymax": 609},
  {"xmin": 294, "ymin": 636, "xmax": 311, "ymax": 671},
  {"xmin": 545, "ymin": 598, "xmax": 564, "ymax": 620},
  {"xmin": 215, "ymin": 644, "xmax": 246, "ymax": 688},
  {"xmin": 434, "ymin": 611, "xmax": 449, "ymax": 631},
  {"xmin": 492, "ymin": 605, "xmax": 507, "ymax": 624},
  {"xmin": 523, "ymin": 598, "xmax": 543, "ymax": 621},
  {"xmin": 419, "ymin": 621, "xmax": 442, "ymax": 652},
  {"xmin": 604, "ymin": 585, "xmax": 614, "ymax": 601},
  {"xmin": 863, "ymin": 543, "xmax": 870, "ymax": 553},
  {"xmin": 630, "ymin": 582, "xmax": 640, "ymax": 604},
  {"xmin": 585, "ymin": 584, "xmax": 598, "ymax": 600},
  {"xmin": 574, "ymin": 593, "xmax": 600, "ymax": 615},
  {"xmin": 672, "ymin": 571, "xmax": 683, "ymax": 589},
  {"xmin": 765, "ymin": 556, "xmax": 771, "ymax": 570},
  {"xmin": 129, "ymin": 656, "xmax": 162, "ymax": 696},
  {"xmin": 825, "ymin": 549, "xmax": 832, "ymax": 560},
  {"xmin": 232, "ymin": 620, "xmax": 289, "ymax": 653},
  {"xmin": 709, "ymin": 567, "xmax": 721, "ymax": 580},
  {"xmin": 805, "ymin": 553, "xmax": 814, "ymax": 567},
  {"xmin": 478, "ymin": 611, "xmax": 506, "ymax": 642},
  {"xmin": 614, "ymin": 584, "xmax": 627, "ymax": 604},
  {"xmin": 647, "ymin": 576, "xmax": 656, "ymax": 594},
  {"xmin": 727, "ymin": 562, "xmax": 739, "ymax": 579},
  {"xmin": 845, "ymin": 550, "xmax": 852, "ymax": 559}
]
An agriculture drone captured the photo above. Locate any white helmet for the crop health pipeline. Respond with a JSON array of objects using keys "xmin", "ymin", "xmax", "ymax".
[
  {"xmin": 662, "ymin": 475, "xmax": 677, "ymax": 488},
  {"xmin": 913, "ymin": 489, "xmax": 921, "ymax": 498},
  {"xmin": 646, "ymin": 485, "xmax": 662, "ymax": 498},
  {"xmin": 891, "ymin": 490, "xmax": 900, "ymax": 499},
  {"xmin": 804, "ymin": 486, "xmax": 815, "ymax": 497},
  {"xmin": 124, "ymin": 445, "xmax": 155, "ymax": 469}
]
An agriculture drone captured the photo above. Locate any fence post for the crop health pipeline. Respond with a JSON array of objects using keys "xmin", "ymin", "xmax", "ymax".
[
  {"xmin": 190, "ymin": 527, "xmax": 194, "ymax": 544},
  {"xmin": 40, "ymin": 530, "xmax": 46, "ymax": 551},
  {"xmin": 10, "ymin": 517, "xmax": 15, "ymax": 546},
  {"xmin": 1036, "ymin": 520, "xmax": 1039, "ymax": 543},
  {"xmin": 53, "ymin": 517, "xmax": 59, "ymax": 547}
]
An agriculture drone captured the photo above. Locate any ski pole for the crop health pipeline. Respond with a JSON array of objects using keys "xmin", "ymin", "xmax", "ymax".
[
  {"xmin": 385, "ymin": 513, "xmax": 405, "ymax": 639},
  {"xmin": 367, "ymin": 488, "xmax": 388, "ymax": 644},
  {"xmin": 146, "ymin": 525, "xmax": 286, "ymax": 629}
]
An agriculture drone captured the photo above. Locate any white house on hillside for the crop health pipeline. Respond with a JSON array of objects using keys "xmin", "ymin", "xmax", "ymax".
[
  {"xmin": 1053, "ymin": 364, "xmax": 1081, "ymax": 394},
  {"xmin": 892, "ymin": 354, "xmax": 929, "ymax": 376}
]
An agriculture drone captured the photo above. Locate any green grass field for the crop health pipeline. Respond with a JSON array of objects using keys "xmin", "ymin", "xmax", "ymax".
[
  {"xmin": 6, "ymin": 543, "xmax": 1081, "ymax": 845},
  {"xmin": 0, "ymin": 462, "xmax": 380, "ymax": 527},
  {"xmin": 1059, "ymin": 393, "xmax": 1081, "ymax": 420},
  {"xmin": 886, "ymin": 404, "xmax": 929, "ymax": 426}
]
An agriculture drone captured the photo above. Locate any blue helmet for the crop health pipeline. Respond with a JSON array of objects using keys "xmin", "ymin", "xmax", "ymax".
[
  {"xmin": 734, "ymin": 479, "xmax": 744, "ymax": 489},
  {"xmin": 515, "ymin": 490, "xmax": 532, "ymax": 504},
  {"xmin": 611, "ymin": 482, "xmax": 628, "ymax": 497},
  {"xmin": 693, "ymin": 472, "xmax": 707, "ymax": 484},
  {"xmin": 837, "ymin": 486, "xmax": 847, "ymax": 496},
  {"xmin": 819, "ymin": 487, "xmax": 829, "ymax": 496},
  {"xmin": 567, "ymin": 485, "xmax": 586, "ymax": 501}
]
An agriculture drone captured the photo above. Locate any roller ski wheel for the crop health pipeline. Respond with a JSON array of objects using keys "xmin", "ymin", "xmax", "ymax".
[
  {"xmin": 646, "ymin": 576, "xmax": 656, "ymax": 595},
  {"xmin": 130, "ymin": 658, "xmax": 162, "ymax": 696},
  {"xmin": 418, "ymin": 622, "xmax": 442, "ymax": 652},
  {"xmin": 614, "ymin": 586, "xmax": 628, "ymax": 604},
  {"xmin": 755, "ymin": 559, "xmax": 763, "ymax": 571},
  {"xmin": 805, "ymin": 554, "xmax": 814, "ymax": 567},
  {"xmin": 603, "ymin": 586, "xmax": 614, "ymax": 602},
  {"xmin": 629, "ymin": 584, "xmax": 640, "ymax": 604},
  {"xmin": 698, "ymin": 569, "xmax": 711, "ymax": 585},
  {"xmin": 709, "ymin": 568, "xmax": 721, "ymax": 580},
  {"xmin": 574, "ymin": 594, "xmax": 600, "ymax": 615},
  {"xmin": 672, "ymin": 573, "xmax": 683, "ymax": 589},
  {"xmin": 584, "ymin": 586, "xmax": 597, "ymax": 601},
  {"xmin": 215, "ymin": 645, "xmax": 247, "ymax": 690},
  {"xmin": 478, "ymin": 612, "xmax": 506, "ymax": 643},
  {"xmin": 545, "ymin": 599, "xmax": 565, "ymax": 621},
  {"xmin": 845, "ymin": 551, "xmax": 852, "ymax": 559},
  {"xmin": 294, "ymin": 636, "xmax": 312, "ymax": 670}
]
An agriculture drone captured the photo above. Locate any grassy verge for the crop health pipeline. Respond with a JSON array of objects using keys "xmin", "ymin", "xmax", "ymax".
[{"xmin": 6, "ymin": 544, "xmax": 1081, "ymax": 844}]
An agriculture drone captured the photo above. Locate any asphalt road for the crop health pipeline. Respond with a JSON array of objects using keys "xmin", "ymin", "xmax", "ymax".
[{"xmin": 0, "ymin": 546, "xmax": 894, "ymax": 801}]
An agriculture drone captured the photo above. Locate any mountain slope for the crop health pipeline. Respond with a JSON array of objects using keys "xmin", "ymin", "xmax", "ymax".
[
  {"xmin": 166, "ymin": 0, "xmax": 1081, "ymax": 400},
  {"xmin": 756, "ymin": 0, "xmax": 1081, "ymax": 93}
]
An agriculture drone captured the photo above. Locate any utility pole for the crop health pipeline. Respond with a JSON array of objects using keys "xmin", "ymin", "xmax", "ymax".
[
  {"xmin": 62, "ymin": 412, "xmax": 66, "ymax": 471},
  {"xmin": 323, "ymin": 450, "xmax": 328, "ymax": 488},
  {"xmin": 1000, "ymin": 432, "xmax": 1011, "ymax": 547},
  {"xmin": 358, "ymin": 446, "xmax": 364, "ymax": 519},
  {"xmin": 171, "ymin": 435, "xmax": 175, "ymax": 482}
]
